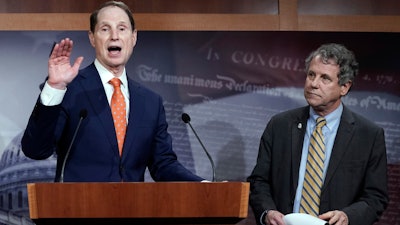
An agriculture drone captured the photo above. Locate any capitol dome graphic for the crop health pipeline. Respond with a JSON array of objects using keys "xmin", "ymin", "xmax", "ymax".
[{"xmin": 0, "ymin": 132, "xmax": 56, "ymax": 225}]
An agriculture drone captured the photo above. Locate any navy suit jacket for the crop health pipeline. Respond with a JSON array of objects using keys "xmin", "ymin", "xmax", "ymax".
[
  {"xmin": 22, "ymin": 63, "xmax": 203, "ymax": 182},
  {"xmin": 247, "ymin": 106, "xmax": 388, "ymax": 225}
]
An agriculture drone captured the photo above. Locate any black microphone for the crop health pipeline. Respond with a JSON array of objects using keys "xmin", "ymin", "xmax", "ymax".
[
  {"xmin": 181, "ymin": 113, "xmax": 216, "ymax": 182},
  {"xmin": 59, "ymin": 109, "xmax": 87, "ymax": 183}
]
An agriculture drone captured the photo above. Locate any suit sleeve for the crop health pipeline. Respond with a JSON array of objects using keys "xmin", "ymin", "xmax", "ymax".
[
  {"xmin": 247, "ymin": 119, "xmax": 278, "ymax": 225},
  {"xmin": 147, "ymin": 96, "xmax": 204, "ymax": 182},
  {"xmin": 341, "ymin": 126, "xmax": 389, "ymax": 225},
  {"xmin": 21, "ymin": 100, "xmax": 63, "ymax": 160}
]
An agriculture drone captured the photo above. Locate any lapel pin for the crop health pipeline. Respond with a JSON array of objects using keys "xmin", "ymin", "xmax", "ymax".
[{"xmin": 298, "ymin": 123, "xmax": 302, "ymax": 129}]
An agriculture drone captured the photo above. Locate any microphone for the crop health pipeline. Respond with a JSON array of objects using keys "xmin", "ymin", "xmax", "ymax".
[
  {"xmin": 59, "ymin": 109, "xmax": 87, "ymax": 183},
  {"xmin": 181, "ymin": 113, "xmax": 216, "ymax": 182}
]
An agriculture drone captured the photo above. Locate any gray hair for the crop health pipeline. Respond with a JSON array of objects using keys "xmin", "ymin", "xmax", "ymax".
[{"xmin": 305, "ymin": 43, "xmax": 359, "ymax": 86}]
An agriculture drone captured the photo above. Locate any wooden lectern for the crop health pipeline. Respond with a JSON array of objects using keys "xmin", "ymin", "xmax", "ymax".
[{"xmin": 27, "ymin": 182, "xmax": 249, "ymax": 225}]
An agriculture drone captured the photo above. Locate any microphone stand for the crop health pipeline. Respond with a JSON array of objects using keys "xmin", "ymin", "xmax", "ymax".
[
  {"xmin": 182, "ymin": 113, "xmax": 216, "ymax": 182},
  {"xmin": 59, "ymin": 109, "xmax": 87, "ymax": 183}
]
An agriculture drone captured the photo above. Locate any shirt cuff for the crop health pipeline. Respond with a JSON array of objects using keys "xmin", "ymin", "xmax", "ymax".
[
  {"xmin": 260, "ymin": 210, "xmax": 269, "ymax": 225},
  {"xmin": 40, "ymin": 81, "xmax": 67, "ymax": 106}
]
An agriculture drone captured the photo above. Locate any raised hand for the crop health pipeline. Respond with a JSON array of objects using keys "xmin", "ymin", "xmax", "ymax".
[{"xmin": 47, "ymin": 38, "xmax": 84, "ymax": 90}]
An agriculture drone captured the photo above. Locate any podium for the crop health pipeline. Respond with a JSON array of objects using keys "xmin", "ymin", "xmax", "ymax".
[{"xmin": 27, "ymin": 182, "xmax": 249, "ymax": 225}]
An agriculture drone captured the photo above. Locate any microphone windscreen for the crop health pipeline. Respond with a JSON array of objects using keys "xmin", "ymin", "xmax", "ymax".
[
  {"xmin": 79, "ymin": 109, "xmax": 88, "ymax": 119},
  {"xmin": 181, "ymin": 113, "xmax": 191, "ymax": 123}
]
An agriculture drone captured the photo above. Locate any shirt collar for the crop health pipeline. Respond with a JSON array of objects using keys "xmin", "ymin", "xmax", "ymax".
[
  {"xmin": 309, "ymin": 103, "xmax": 343, "ymax": 130},
  {"xmin": 94, "ymin": 59, "xmax": 128, "ymax": 88}
]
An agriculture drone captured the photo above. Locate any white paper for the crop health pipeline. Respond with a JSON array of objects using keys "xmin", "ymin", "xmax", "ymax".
[{"xmin": 283, "ymin": 213, "xmax": 329, "ymax": 225}]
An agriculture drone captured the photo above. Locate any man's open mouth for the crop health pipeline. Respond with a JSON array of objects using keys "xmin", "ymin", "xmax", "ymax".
[{"xmin": 108, "ymin": 46, "xmax": 121, "ymax": 52}]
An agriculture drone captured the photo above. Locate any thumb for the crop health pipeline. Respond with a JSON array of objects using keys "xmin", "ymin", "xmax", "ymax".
[{"xmin": 72, "ymin": 56, "xmax": 84, "ymax": 71}]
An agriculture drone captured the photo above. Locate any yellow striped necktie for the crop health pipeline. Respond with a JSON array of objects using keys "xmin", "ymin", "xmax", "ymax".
[{"xmin": 300, "ymin": 117, "xmax": 326, "ymax": 216}]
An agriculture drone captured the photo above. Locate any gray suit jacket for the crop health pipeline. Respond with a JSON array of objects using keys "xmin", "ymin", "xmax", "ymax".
[{"xmin": 247, "ymin": 105, "xmax": 388, "ymax": 225}]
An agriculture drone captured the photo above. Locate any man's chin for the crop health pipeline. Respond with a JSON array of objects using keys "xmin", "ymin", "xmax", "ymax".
[
  {"xmin": 305, "ymin": 97, "xmax": 320, "ymax": 105},
  {"xmin": 106, "ymin": 60, "xmax": 125, "ymax": 68},
  {"xmin": 307, "ymin": 99, "xmax": 325, "ymax": 109}
]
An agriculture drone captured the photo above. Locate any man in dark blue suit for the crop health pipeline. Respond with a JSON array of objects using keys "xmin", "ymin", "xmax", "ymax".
[{"xmin": 22, "ymin": 1, "xmax": 204, "ymax": 182}]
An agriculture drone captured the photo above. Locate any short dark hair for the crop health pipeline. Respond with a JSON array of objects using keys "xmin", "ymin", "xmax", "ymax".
[
  {"xmin": 305, "ymin": 43, "xmax": 359, "ymax": 86},
  {"xmin": 90, "ymin": 1, "xmax": 135, "ymax": 33}
]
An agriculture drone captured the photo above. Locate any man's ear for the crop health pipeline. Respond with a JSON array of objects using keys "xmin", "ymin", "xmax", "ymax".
[
  {"xmin": 88, "ymin": 31, "xmax": 95, "ymax": 47},
  {"xmin": 132, "ymin": 29, "xmax": 138, "ymax": 47},
  {"xmin": 340, "ymin": 81, "xmax": 352, "ymax": 96}
]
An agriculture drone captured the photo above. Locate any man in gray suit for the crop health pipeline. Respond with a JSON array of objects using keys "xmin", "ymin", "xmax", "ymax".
[{"xmin": 247, "ymin": 43, "xmax": 388, "ymax": 225}]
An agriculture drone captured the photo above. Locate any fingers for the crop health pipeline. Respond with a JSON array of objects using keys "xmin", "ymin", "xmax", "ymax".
[
  {"xmin": 319, "ymin": 210, "xmax": 348, "ymax": 225},
  {"xmin": 50, "ymin": 38, "xmax": 73, "ymax": 59},
  {"xmin": 266, "ymin": 210, "xmax": 286, "ymax": 225},
  {"xmin": 47, "ymin": 38, "xmax": 83, "ymax": 89}
]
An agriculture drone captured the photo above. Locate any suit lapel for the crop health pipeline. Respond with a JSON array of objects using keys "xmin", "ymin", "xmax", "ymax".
[
  {"xmin": 322, "ymin": 106, "xmax": 355, "ymax": 191},
  {"xmin": 79, "ymin": 64, "xmax": 119, "ymax": 155},
  {"xmin": 291, "ymin": 107, "xmax": 309, "ymax": 195},
  {"xmin": 121, "ymin": 79, "xmax": 145, "ymax": 159}
]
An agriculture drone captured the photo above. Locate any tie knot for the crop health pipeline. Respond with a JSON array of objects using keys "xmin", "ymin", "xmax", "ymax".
[
  {"xmin": 316, "ymin": 117, "xmax": 326, "ymax": 128},
  {"xmin": 109, "ymin": 78, "xmax": 121, "ymax": 88}
]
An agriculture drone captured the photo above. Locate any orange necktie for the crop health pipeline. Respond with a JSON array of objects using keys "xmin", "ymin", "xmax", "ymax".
[{"xmin": 109, "ymin": 78, "xmax": 126, "ymax": 156}]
